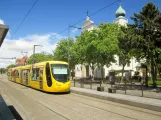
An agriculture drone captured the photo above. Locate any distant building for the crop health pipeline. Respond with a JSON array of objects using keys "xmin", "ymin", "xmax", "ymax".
[
  {"xmin": 75, "ymin": 3, "xmax": 140, "ymax": 79},
  {"xmin": 16, "ymin": 56, "xmax": 28, "ymax": 66}
]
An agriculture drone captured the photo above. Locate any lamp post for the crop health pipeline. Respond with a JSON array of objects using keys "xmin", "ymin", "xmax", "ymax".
[
  {"xmin": 68, "ymin": 25, "xmax": 81, "ymax": 79},
  {"xmin": 68, "ymin": 25, "xmax": 81, "ymax": 65},
  {"xmin": 33, "ymin": 45, "xmax": 43, "ymax": 64}
]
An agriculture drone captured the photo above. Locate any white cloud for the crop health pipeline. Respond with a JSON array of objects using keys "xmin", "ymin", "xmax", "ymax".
[
  {"xmin": 0, "ymin": 19, "xmax": 4, "ymax": 24},
  {"xmin": 0, "ymin": 33, "xmax": 66, "ymax": 68}
]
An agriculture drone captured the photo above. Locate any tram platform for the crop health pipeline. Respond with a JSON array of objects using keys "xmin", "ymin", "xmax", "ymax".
[
  {"xmin": 71, "ymin": 87, "xmax": 161, "ymax": 112},
  {"xmin": 0, "ymin": 95, "xmax": 15, "ymax": 120}
]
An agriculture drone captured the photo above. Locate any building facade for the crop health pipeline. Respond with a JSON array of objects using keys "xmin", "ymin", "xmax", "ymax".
[{"xmin": 75, "ymin": 3, "xmax": 139, "ymax": 79}]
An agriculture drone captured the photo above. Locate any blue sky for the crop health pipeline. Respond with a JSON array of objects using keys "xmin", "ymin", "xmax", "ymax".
[
  {"xmin": 0, "ymin": 0, "xmax": 160, "ymax": 68},
  {"xmin": 0, "ymin": 0, "xmax": 160, "ymax": 39}
]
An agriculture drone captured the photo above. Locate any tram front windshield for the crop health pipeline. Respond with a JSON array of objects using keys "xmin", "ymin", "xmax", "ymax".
[{"xmin": 51, "ymin": 64, "xmax": 69, "ymax": 82}]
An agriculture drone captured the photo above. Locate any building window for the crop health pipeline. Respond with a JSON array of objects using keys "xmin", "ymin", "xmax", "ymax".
[{"xmin": 127, "ymin": 62, "xmax": 130, "ymax": 67}]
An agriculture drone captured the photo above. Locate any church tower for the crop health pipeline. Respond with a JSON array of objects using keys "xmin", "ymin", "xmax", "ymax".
[
  {"xmin": 114, "ymin": 3, "xmax": 128, "ymax": 26},
  {"xmin": 82, "ymin": 13, "xmax": 97, "ymax": 31}
]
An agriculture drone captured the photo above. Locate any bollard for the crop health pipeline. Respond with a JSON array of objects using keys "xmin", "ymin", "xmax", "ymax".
[
  {"xmin": 100, "ymin": 80, "xmax": 101, "ymax": 88},
  {"xmin": 141, "ymin": 77, "xmax": 145, "ymax": 97},
  {"xmin": 141, "ymin": 82, "xmax": 144, "ymax": 97}
]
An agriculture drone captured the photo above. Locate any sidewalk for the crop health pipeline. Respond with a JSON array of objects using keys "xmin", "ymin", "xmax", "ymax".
[{"xmin": 71, "ymin": 87, "xmax": 161, "ymax": 112}]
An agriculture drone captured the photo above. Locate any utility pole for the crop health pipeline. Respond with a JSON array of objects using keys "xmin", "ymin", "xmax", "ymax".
[
  {"xmin": 68, "ymin": 25, "xmax": 81, "ymax": 79},
  {"xmin": 68, "ymin": 25, "xmax": 81, "ymax": 66},
  {"xmin": 33, "ymin": 45, "xmax": 43, "ymax": 64}
]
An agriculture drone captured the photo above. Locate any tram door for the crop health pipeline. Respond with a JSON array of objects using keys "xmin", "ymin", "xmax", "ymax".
[
  {"xmin": 39, "ymin": 68, "xmax": 43, "ymax": 90},
  {"xmin": 14, "ymin": 70, "xmax": 16, "ymax": 82}
]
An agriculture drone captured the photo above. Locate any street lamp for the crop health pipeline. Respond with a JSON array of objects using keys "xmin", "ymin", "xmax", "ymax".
[
  {"xmin": 68, "ymin": 25, "xmax": 81, "ymax": 66},
  {"xmin": 33, "ymin": 45, "xmax": 43, "ymax": 64}
]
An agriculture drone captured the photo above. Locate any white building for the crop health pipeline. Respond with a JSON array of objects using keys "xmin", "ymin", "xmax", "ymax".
[{"xmin": 75, "ymin": 3, "xmax": 140, "ymax": 79}]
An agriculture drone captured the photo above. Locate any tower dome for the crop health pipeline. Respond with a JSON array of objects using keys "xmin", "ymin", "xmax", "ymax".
[{"xmin": 115, "ymin": 3, "xmax": 126, "ymax": 18}]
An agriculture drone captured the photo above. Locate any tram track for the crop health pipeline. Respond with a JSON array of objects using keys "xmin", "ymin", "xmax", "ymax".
[
  {"xmin": 35, "ymin": 92, "xmax": 161, "ymax": 120},
  {"xmin": 17, "ymin": 85, "xmax": 161, "ymax": 120},
  {"xmin": 14, "ymin": 85, "xmax": 100, "ymax": 120},
  {"xmin": 0, "ymin": 80, "xmax": 70, "ymax": 120},
  {"xmin": 2, "ymin": 79, "xmax": 101, "ymax": 120},
  {"xmin": 12, "ymin": 84, "xmax": 159, "ymax": 120},
  {"xmin": 1, "ymin": 79, "xmax": 133, "ymax": 120},
  {"xmin": 1, "ymin": 77, "xmax": 161, "ymax": 120},
  {"xmin": 62, "ymin": 93, "xmax": 161, "ymax": 117},
  {"xmin": 24, "ymin": 90, "xmax": 136, "ymax": 120}
]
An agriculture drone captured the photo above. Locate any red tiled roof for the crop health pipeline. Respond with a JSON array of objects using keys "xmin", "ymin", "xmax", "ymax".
[{"xmin": 16, "ymin": 56, "xmax": 28, "ymax": 66}]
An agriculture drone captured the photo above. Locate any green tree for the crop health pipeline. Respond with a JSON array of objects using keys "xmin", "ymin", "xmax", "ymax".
[
  {"xmin": 75, "ymin": 23, "xmax": 119, "ymax": 83},
  {"xmin": 0, "ymin": 68, "xmax": 7, "ymax": 74},
  {"xmin": 131, "ymin": 2, "xmax": 161, "ymax": 87},
  {"xmin": 27, "ymin": 52, "xmax": 54, "ymax": 64},
  {"xmin": 75, "ymin": 30, "xmax": 98, "ymax": 80},
  {"xmin": 6, "ymin": 64, "xmax": 16, "ymax": 69},
  {"xmin": 96, "ymin": 23, "xmax": 119, "ymax": 84},
  {"xmin": 117, "ymin": 26, "xmax": 134, "ymax": 82},
  {"xmin": 53, "ymin": 38, "xmax": 76, "ymax": 72}
]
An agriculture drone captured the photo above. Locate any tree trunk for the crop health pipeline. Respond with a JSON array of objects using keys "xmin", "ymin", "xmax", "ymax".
[
  {"xmin": 71, "ymin": 69, "xmax": 74, "ymax": 81},
  {"xmin": 158, "ymin": 67, "xmax": 161, "ymax": 77},
  {"xmin": 90, "ymin": 65, "xmax": 95, "ymax": 81},
  {"xmin": 145, "ymin": 66, "xmax": 148, "ymax": 87},
  {"xmin": 121, "ymin": 64, "xmax": 125, "ymax": 82},
  {"xmin": 100, "ymin": 65, "xmax": 104, "ymax": 87},
  {"xmin": 151, "ymin": 54, "xmax": 156, "ymax": 88}
]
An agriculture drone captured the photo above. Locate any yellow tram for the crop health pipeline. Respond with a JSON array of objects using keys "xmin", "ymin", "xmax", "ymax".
[{"xmin": 8, "ymin": 61, "xmax": 71, "ymax": 93}]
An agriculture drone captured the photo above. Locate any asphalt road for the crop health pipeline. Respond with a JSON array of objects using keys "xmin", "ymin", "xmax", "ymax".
[{"xmin": 0, "ymin": 75, "xmax": 161, "ymax": 120}]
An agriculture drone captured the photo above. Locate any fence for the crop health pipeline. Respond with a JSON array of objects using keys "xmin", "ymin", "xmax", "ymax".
[{"xmin": 71, "ymin": 77, "xmax": 161, "ymax": 100}]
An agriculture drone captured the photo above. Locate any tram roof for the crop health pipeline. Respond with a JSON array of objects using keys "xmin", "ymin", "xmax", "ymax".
[{"xmin": 33, "ymin": 61, "xmax": 68, "ymax": 66}]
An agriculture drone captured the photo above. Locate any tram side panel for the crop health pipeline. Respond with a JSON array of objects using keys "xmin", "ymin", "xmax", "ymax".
[{"xmin": 30, "ymin": 67, "xmax": 43, "ymax": 90}]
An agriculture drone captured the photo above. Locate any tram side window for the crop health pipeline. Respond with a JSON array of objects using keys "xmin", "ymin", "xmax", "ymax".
[
  {"xmin": 46, "ymin": 63, "xmax": 52, "ymax": 87},
  {"xmin": 26, "ymin": 70, "xmax": 29, "ymax": 80},
  {"xmin": 40, "ymin": 68, "xmax": 43, "ymax": 80},
  {"xmin": 22, "ymin": 70, "xmax": 27, "ymax": 80},
  {"xmin": 16, "ymin": 70, "xmax": 19, "ymax": 78},
  {"xmin": 32, "ymin": 68, "xmax": 39, "ymax": 80}
]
